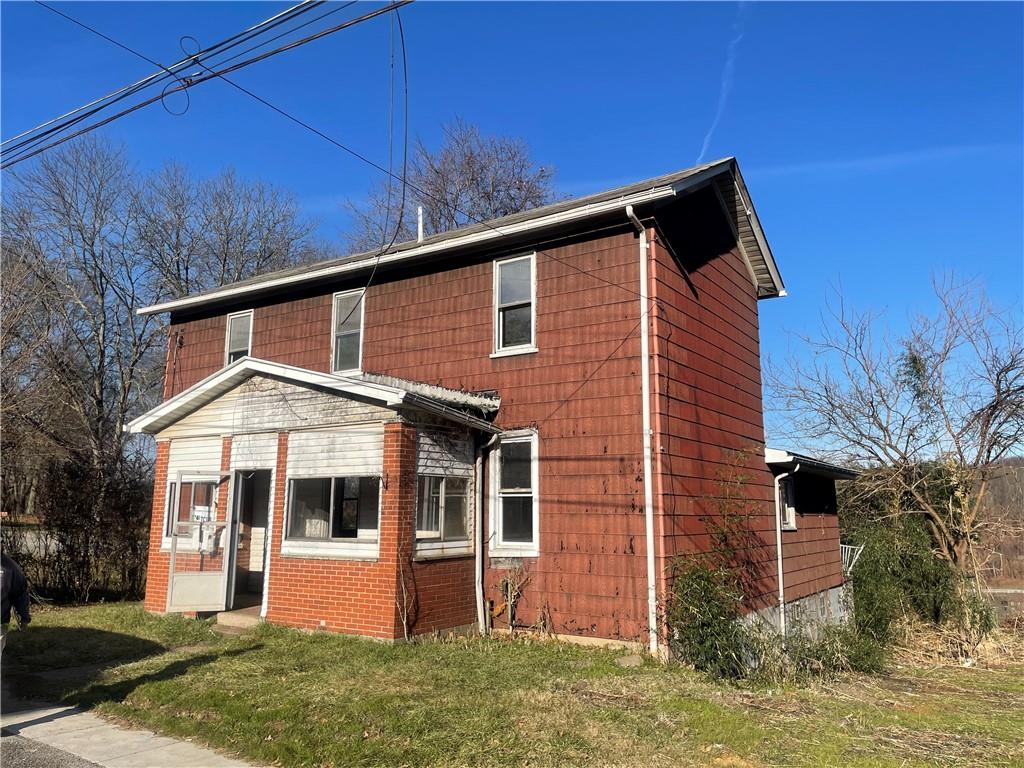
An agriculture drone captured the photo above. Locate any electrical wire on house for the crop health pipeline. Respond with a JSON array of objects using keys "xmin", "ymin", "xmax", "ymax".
[{"xmin": 0, "ymin": 1, "xmax": 411, "ymax": 168}]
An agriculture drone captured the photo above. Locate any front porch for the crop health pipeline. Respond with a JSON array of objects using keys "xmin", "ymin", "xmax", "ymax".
[{"xmin": 130, "ymin": 358, "xmax": 499, "ymax": 641}]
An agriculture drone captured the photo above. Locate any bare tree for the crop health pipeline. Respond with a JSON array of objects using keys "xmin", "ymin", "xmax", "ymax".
[
  {"xmin": 136, "ymin": 165, "xmax": 318, "ymax": 298},
  {"xmin": 345, "ymin": 118, "xmax": 556, "ymax": 252},
  {"xmin": 1, "ymin": 137, "xmax": 320, "ymax": 599},
  {"xmin": 768, "ymin": 276, "xmax": 1024, "ymax": 575}
]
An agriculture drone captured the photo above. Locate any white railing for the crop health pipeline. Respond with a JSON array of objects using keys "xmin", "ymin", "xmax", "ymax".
[{"xmin": 841, "ymin": 544, "xmax": 864, "ymax": 576}]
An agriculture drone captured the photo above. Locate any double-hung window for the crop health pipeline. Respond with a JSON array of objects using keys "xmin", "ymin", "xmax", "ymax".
[
  {"xmin": 493, "ymin": 254, "xmax": 536, "ymax": 355},
  {"xmin": 416, "ymin": 476, "xmax": 469, "ymax": 541},
  {"xmin": 332, "ymin": 290, "xmax": 364, "ymax": 373},
  {"xmin": 286, "ymin": 476, "xmax": 379, "ymax": 542},
  {"xmin": 225, "ymin": 311, "xmax": 253, "ymax": 364},
  {"xmin": 166, "ymin": 478, "xmax": 218, "ymax": 537},
  {"xmin": 778, "ymin": 477, "xmax": 797, "ymax": 530},
  {"xmin": 492, "ymin": 431, "xmax": 539, "ymax": 555}
]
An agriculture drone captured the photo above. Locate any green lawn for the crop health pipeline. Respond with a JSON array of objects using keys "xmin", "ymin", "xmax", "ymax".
[{"xmin": 5, "ymin": 604, "xmax": 1023, "ymax": 768}]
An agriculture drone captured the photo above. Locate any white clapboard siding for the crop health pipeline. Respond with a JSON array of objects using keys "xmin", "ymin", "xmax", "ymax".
[
  {"xmin": 160, "ymin": 376, "xmax": 393, "ymax": 440},
  {"xmin": 249, "ymin": 527, "xmax": 266, "ymax": 571},
  {"xmin": 417, "ymin": 430, "xmax": 474, "ymax": 477},
  {"xmin": 287, "ymin": 427, "xmax": 384, "ymax": 477},
  {"xmin": 167, "ymin": 436, "xmax": 223, "ymax": 475},
  {"xmin": 231, "ymin": 433, "xmax": 278, "ymax": 468}
]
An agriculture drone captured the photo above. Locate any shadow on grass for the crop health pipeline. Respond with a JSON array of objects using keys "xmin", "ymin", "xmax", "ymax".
[
  {"xmin": 4, "ymin": 625, "xmax": 261, "ymax": 713},
  {"xmin": 4, "ymin": 626, "xmax": 168, "ymax": 675}
]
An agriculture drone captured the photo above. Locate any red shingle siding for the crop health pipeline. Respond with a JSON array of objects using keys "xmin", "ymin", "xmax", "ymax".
[
  {"xmin": 781, "ymin": 515, "xmax": 844, "ymax": 601},
  {"xmin": 159, "ymin": 231, "xmax": 650, "ymax": 642},
  {"xmin": 149, "ymin": 213, "xmax": 839, "ymax": 640},
  {"xmin": 648, "ymin": 194, "xmax": 779, "ymax": 613},
  {"xmin": 648, "ymin": 190, "xmax": 842, "ymax": 612},
  {"xmin": 164, "ymin": 315, "xmax": 227, "ymax": 399}
]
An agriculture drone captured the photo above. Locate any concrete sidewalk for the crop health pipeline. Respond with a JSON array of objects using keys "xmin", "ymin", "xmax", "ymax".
[{"xmin": 1, "ymin": 695, "xmax": 258, "ymax": 768}]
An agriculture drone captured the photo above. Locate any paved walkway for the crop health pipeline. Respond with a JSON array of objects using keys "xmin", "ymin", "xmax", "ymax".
[{"xmin": 1, "ymin": 694, "xmax": 257, "ymax": 768}]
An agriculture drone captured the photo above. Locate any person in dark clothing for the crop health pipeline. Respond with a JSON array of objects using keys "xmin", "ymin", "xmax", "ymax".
[{"xmin": 1, "ymin": 552, "xmax": 32, "ymax": 650}]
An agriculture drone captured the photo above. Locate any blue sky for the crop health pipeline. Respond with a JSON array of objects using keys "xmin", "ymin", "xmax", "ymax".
[{"xmin": 3, "ymin": 1, "xmax": 1022, "ymax": 438}]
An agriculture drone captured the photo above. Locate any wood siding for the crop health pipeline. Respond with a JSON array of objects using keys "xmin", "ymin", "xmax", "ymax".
[
  {"xmin": 649, "ymin": 189, "xmax": 842, "ymax": 612},
  {"xmin": 152, "ymin": 205, "xmax": 840, "ymax": 641},
  {"xmin": 162, "ymin": 230, "xmax": 649, "ymax": 642}
]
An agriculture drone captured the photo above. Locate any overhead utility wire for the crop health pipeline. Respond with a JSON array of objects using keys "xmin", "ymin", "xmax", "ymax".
[
  {"xmin": 4, "ymin": 0, "xmax": 322, "ymax": 153},
  {"xmin": 21, "ymin": 0, "xmax": 650, "ymax": 310},
  {"xmin": 1, "ymin": 1, "xmax": 402, "ymax": 168},
  {"xmin": 35, "ymin": 0, "xmax": 411, "ymax": 334}
]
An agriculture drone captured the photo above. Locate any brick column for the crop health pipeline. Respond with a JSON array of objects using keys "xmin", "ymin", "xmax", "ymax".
[
  {"xmin": 264, "ymin": 432, "xmax": 289, "ymax": 623},
  {"xmin": 380, "ymin": 421, "xmax": 418, "ymax": 638},
  {"xmin": 143, "ymin": 441, "xmax": 171, "ymax": 613},
  {"xmin": 218, "ymin": 436, "xmax": 232, "ymax": 522}
]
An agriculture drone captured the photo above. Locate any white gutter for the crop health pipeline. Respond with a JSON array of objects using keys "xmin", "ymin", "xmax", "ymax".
[
  {"xmin": 772, "ymin": 463, "xmax": 799, "ymax": 636},
  {"xmin": 138, "ymin": 185, "xmax": 683, "ymax": 316},
  {"xmin": 475, "ymin": 433, "xmax": 500, "ymax": 634},
  {"xmin": 626, "ymin": 204, "xmax": 659, "ymax": 656}
]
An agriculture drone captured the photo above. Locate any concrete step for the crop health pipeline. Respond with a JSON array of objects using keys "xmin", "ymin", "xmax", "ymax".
[{"xmin": 216, "ymin": 605, "xmax": 262, "ymax": 630}]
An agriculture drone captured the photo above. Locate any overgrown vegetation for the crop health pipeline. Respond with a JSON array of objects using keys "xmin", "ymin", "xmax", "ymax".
[
  {"xmin": 6, "ymin": 603, "xmax": 1022, "ymax": 768},
  {"xmin": 844, "ymin": 512, "xmax": 996, "ymax": 660},
  {"xmin": 666, "ymin": 558, "xmax": 886, "ymax": 684}
]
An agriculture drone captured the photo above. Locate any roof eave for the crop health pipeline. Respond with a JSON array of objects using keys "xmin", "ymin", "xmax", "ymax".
[
  {"xmin": 136, "ymin": 161, "xmax": 739, "ymax": 317},
  {"xmin": 764, "ymin": 447, "xmax": 859, "ymax": 480}
]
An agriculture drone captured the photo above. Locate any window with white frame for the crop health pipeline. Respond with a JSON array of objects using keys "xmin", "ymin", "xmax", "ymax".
[
  {"xmin": 332, "ymin": 290, "xmax": 364, "ymax": 373},
  {"xmin": 779, "ymin": 477, "xmax": 797, "ymax": 530},
  {"xmin": 493, "ymin": 431, "xmax": 539, "ymax": 552},
  {"xmin": 416, "ymin": 476, "xmax": 469, "ymax": 541},
  {"xmin": 286, "ymin": 476, "xmax": 379, "ymax": 541},
  {"xmin": 166, "ymin": 478, "xmax": 218, "ymax": 537},
  {"xmin": 493, "ymin": 254, "xmax": 535, "ymax": 353},
  {"xmin": 225, "ymin": 311, "xmax": 253, "ymax": 364}
]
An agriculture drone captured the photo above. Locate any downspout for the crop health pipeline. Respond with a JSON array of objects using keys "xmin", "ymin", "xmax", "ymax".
[
  {"xmin": 476, "ymin": 433, "xmax": 500, "ymax": 634},
  {"xmin": 772, "ymin": 463, "xmax": 799, "ymax": 636},
  {"xmin": 626, "ymin": 205, "xmax": 659, "ymax": 656}
]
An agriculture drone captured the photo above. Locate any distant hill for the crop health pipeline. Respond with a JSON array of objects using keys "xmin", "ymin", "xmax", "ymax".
[{"xmin": 981, "ymin": 457, "xmax": 1024, "ymax": 585}]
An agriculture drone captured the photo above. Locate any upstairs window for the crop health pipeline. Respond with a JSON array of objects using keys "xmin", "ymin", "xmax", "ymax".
[
  {"xmin": 493, "ymin": 254, "xmax": 535, "ymax": 354},
  {"xmin": 492, "ymin": 430, "xmax": 539, "ymax": 554},
  {"xmin": 286, "ymin": 476, "xmax": 379, "ymax": 541},
  {"xmin": 416, "ymin": 476, "xmax": 469, "ymax": 541},
  {"xmin": 332, "ymin": 290, "xmax": 364, "ymax": 373},
  {"xmin": 225, "ymin": 311, "xmax": 253, "ymax": 364}
]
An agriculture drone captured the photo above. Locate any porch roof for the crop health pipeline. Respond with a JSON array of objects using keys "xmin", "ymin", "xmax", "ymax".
[
  {"xmin": 764, "ymin": 447, "xmax": 860, "ymax": 480},
  {"xmin": 126, "ymin": 357, "xmax": 501, "ymax": 435}
]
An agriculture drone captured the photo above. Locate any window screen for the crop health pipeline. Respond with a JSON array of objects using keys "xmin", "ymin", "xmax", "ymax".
[
  {"xmin": 333, "ymin": 292, "xmax": 363, "ymax": 372},
  {"xmin": 226, "ymin": 312, "xmax": 252, "ymax": 364}
]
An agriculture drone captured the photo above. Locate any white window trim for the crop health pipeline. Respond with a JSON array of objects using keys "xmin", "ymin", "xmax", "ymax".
[
  {"xmin": 492, "ymin": 253, "xmax": 537, "ymax": 356},
  {"xmin": 161, "ymin": 473, "xmax": 222, "ymax": 551},
  {"xmin": 331, "ymin": 289, "xmax": 365, "ymax": 375},
  {"xmin": 280, "ymin": 475, "xmax": 380, "ymax": 560},
  {"xmin": 224, "ymin": 310, "xmax": 254, "ymax": 366},
  {"xmin": 414, "ymin": 475, "xmax": 473, "ymax": 559},
  {"xmin": 489, "ymin": 429, "xmax": 540, "ymax": 557},
  {"xmin": 779, "ymin": 477, "xmax": 797, "ymax": 531}
]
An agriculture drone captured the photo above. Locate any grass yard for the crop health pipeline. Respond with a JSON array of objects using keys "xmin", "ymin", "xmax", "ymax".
[{"xmin": 4, "ymin": 604, "xmax": 1023, "ymax": 768}]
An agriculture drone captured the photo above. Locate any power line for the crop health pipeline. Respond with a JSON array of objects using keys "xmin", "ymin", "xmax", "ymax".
[
  {"xmin": 1, "ymin": 1, "xmax": 411, "ymax": 169},
  {"xmin": 21, "ymin": 0, "xmax": 410, "ymax": 335},
  {"xmin": 14, "ymin": 0, "xmax": 654, "ymax": 311},
  {"xmin": 3, "ymin": 1, "xmax": 323, "ymax": 153}
]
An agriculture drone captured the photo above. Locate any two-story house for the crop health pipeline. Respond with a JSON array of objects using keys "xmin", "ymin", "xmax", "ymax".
[{"xmin": 129, "ymin": 157, "xmax": 853, "ymax": 653}]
